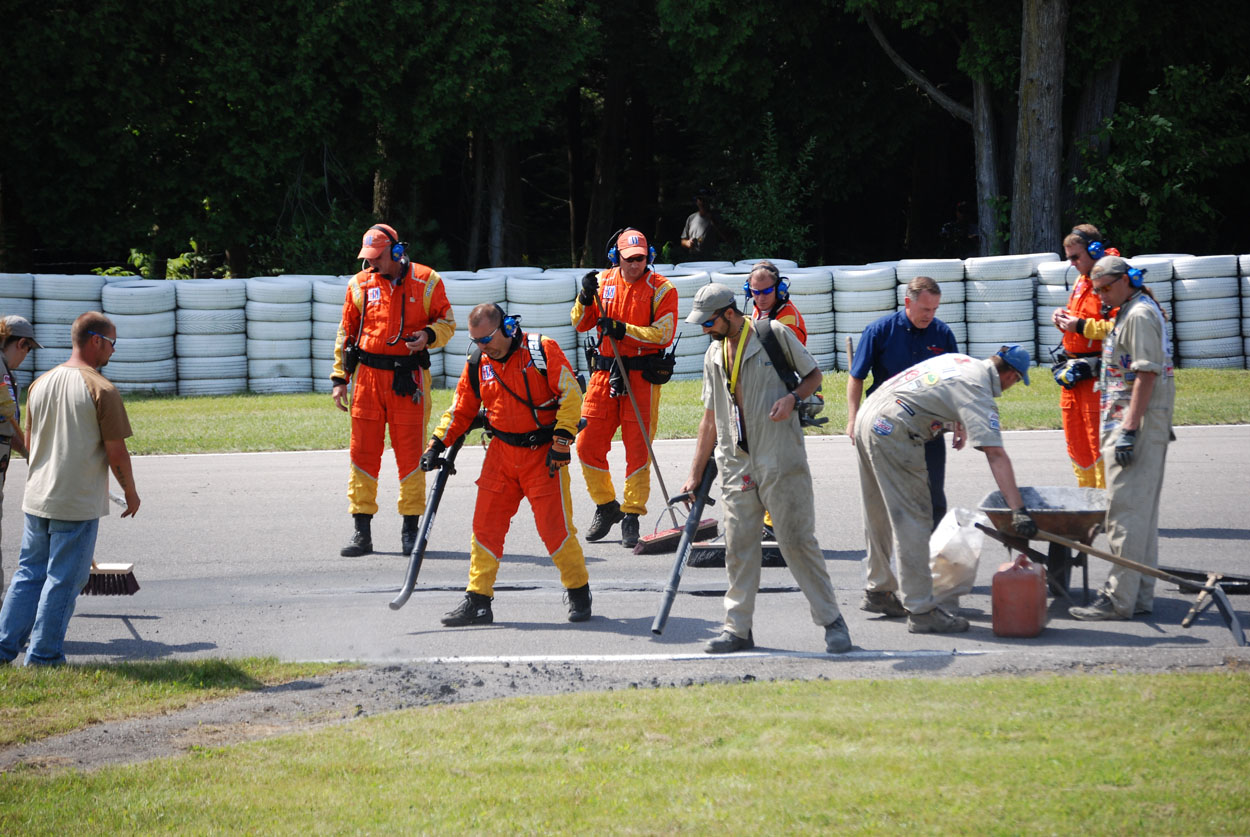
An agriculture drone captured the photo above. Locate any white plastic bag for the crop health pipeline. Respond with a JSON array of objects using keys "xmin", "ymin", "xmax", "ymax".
[{"xmin": 930, "ymin": 508, "xmax": 990, "ymax": 607}]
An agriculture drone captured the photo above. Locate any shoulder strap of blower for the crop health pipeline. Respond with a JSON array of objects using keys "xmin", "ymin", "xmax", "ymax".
[
  {"xmin": 751, "ymin": 318, "xmax": 799, "ymax": 391},
  {"xmin": 468, "ymin": 333, "xmax": 554, "ymax": 427}
]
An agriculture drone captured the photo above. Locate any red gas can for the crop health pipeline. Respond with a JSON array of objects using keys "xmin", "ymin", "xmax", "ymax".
[{"xmin": 991, "ymin": 554, "xmax": 1047, "ymax": 638}]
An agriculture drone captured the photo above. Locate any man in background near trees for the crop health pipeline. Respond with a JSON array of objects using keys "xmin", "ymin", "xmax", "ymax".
[
  {"xmin": 1069, "ymin": 256, "xmax": 1175, "ymax": 622},
  {"xmin": 330, "ymin": 223, "xmax": 455, "ymax": 559},
  {"xmin": 680, "ymin": 283, "xmax": 852, "ymax": 655},
  {"xmin": 572, "ymin": 229, "xmax": 677, "ymax": 549},
  {"xmin": 846, "ymin": 275, "xmax": 958, "ymax": 617},
  {"xmin": 1051, "ymin": 224, "xmax": 1119, "ymax": 489},
  {"xmin": 680, "ymin": 188, "xmax": 719, "ymax": 258},
  {"xmin": 0, "ymin": 312, "xmax": 139, "ymax": 666}
]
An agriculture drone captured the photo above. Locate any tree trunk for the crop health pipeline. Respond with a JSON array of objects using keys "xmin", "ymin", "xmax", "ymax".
[
  {"xmin": 972, "ymin": 77, "xmax": 1002, "ymax": 255},
  {"xmin": 580, "ymin": 57, "xmax": 626, "ymax": 268},
  {"xmin": 488, "ymin": 137, "xmax": 507, "ymax": 267},
  {"xmin": 565, "ymin": 86, "xmax": 584, "ymax": 269},
  {"xmin": 466, "ymin": 131, "xmax": 484, "ymax": 270},
  {"xmin": 1062, "ymin": 57, "xmax": 1120, "ymax": 222},
  {"xmin": 1011, "ymin": 0, "xmax": 1069, "ymax": 254},
  {"xmin": 372, "ymin": 126, "xmax": 391, "ymax": 220}
]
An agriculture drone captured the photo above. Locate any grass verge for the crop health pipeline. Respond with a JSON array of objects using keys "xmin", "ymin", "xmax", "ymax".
[
  {"xmin": 0, "ymin": 658, "xmax": 353, "ymax": 747},
  {"xmin": 117, "ymin": 368, "xmax": 1249, "ymax": 455},
  {"xmin": 1, "ymin": 671, "xmax": 1247, "ymax": 833}
]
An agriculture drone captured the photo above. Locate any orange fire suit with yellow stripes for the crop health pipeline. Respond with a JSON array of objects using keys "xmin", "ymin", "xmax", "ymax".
[
  {"xmin": 1061, "ymin": 274, "xmax": 1114, "ymax": 488},
  {"xmin": 332, "ymin": 262, "xmax": 455, "ymax": 516},
  {"xmin": 571, "ymin": 267, "xmax": 677, "ymax": 515},
  {"xmin": 432, "ymin": 333, "xmax": 587, "ymax": 598}
]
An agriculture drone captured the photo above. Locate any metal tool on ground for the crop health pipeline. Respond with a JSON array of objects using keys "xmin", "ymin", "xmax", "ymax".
[
  {"xmin": 651, "ymin": 460, "xmax": 717, "ymax": 635},
  {"xmin": 389, "ymin": 416, "xmax": 481, "ymax": 611},
  {"xmin": 591, "ymin": 286, "xmax": 681, "ymax": 533},
  {"xmin": 1033, "ymin": 529, "xmax": 1245, "ymax": 647},
  {"xmin": 684, "ymin": 535, "xmax": 784, "ymax": 569},
  {"xmin": 84, "ymin": 491, "xmax": 140, "ymax": 596}
]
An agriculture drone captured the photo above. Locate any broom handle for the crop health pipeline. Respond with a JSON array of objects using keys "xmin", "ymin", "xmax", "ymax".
[
  {"xmin": 1033, "ymin": 529, "xmax": 1211, "ymax": 594},
  {"xmin": 592, "ymin": 287, "xmax": 681, "ymax": 531}
]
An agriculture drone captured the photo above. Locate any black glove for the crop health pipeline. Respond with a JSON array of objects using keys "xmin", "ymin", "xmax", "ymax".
[
  {"xmin": 1011, "ymin": 508, "xmax": 1038, "ymax": 538},
  {"xmin": 598, "ymin": 317, "xmax": 627, "ymax": 341},
  {"xmin": 1115, "ymin": 429, "xmax": 1136, "ymax": 467},
  {"xmin": 546, "ymin": 432, "xmax": 573, "ymax": 477},
  {"xmin": 420, "ymin": 437, "xmax": 447, "ymax": 472},
  {"xmin": 579, "ymin": 272, "xmax": 599, "ymax": 306}
]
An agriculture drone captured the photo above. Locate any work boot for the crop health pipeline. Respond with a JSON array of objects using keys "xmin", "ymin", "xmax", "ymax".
[
  {"xmin": 401, "ymin": 515, "xmax": 421, "ymax": 556},
  {"xmin": 441, "ymin": 592, "xmax": 494, "ymax": 627},
  {"xmin": 824, "ymin": 616, "xmax": 853, "ymax": 654},
  {"xmin": 907, "ymin": 606, "xmax": 970, "ymax": 634},
  {"xmin": 566, "ymin": 583, "xmax": 593, "ymax": 623},
  {"xmin": 705, "ymin": 629, "xmax": 754, "ymax": 654},
  {"xmin": 1069, "ymin": 593, "xmax": 1127, "ymax": 621},
  {"xmin": 620, "ymin": 514, "xmax": 640, "ymax": 549},
  {"xmin": 860, "ymin": 590, "xmax": 907, "ymax": 618},
  {"xmin": 586, "ymin": 500, "xmax": 624, "ymax": 542},
  {"xmin": 340, "ymin": 514, "xmax": 373, "ymax": 557}
]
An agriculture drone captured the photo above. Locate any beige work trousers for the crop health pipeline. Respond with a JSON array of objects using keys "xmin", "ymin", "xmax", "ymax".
[
  {"xmin": 856, "ymin": 426, "xmax": 939, "ymax": 614},
  {"xmin": 721, "ymin": 465, "xmax": 842, "ymax": 639},
  {"xmin": 1101, "ymin": 419, "xmax": 1170, "ymax": 616}
]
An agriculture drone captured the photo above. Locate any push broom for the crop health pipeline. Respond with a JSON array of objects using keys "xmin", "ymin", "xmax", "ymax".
[{"xmin": 82, "ymin": 492, "xmax": 140, "ymax": 596}]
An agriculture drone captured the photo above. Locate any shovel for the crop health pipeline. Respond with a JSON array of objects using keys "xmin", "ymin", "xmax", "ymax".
[{"xmin": 1034, "ymin": 529, "xmax": 1245, "ymax": 647}]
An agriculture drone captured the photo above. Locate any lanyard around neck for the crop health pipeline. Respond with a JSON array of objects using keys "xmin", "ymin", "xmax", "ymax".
[{"xmin": 723, "ymin": 321, "xmax": 750, "ymax": 395}]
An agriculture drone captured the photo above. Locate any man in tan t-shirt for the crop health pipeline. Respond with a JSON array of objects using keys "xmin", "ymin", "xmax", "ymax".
[{"xmin": 0, "ymin": 312, "xmax": 139, "ymax": 666}]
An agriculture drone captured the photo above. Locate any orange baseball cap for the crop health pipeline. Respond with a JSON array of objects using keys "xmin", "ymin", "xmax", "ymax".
[
  {"xmin": 358, "ymin": 224, "xmax": 399, "ymax": 259},
  {"xmin": 616, "ymin": 230, "xmax": 648, "ymax": 260}
]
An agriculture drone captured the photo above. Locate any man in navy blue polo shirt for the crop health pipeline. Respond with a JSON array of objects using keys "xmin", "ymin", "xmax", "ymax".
[{"xmin": 846, "ymin": 275, "xmax": 958, "ymax": 617}]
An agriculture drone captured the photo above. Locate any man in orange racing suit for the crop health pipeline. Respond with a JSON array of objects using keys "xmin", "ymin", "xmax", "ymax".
[
  {"xmin": 1050, "ymin": 224, "xmax": 1117, "ymax": 488},
  {"xmin": 425, "ymin": 303, "xmax": 591, "ymax": 626},
  {"xmin": 572, "ymin": 229, "xmax": 677, "ymax": 549},
  {"xmin": 331, "ymin": 223, "xmax": 455, "ymax": 557}
]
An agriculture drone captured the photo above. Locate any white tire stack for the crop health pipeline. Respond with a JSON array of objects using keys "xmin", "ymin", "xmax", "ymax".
[
  {"xmin": 676, "ymin": 261, "xmax": 734, "ymax": 273},
  {"xmin": 895, "ymin": 258, "xmax": 966, "ymax": 356},
  {"xmin": 779, "ymin": 268, "xmax": 835, "ymax": 368},
  {"xmin": 963, "ymin": 255, "xmax": 1036, "ymax": 363},
  {"xmin": 734, "ymin": 257, "xmax": 799, "ymax": 270},
  {"xmin": 1171, "ymin": 255, "xmax": 1241, "ymax": 369},
  {"xmin": 509, "ymin": 271, "xmax": 578, "ymax": 377},
  {"xmin": 832, "ymin": 265, "xmax": 896, "ymax": 371},
  {"xmin": 101, "ymin": 280, "xmax": 177, "ymax": 395},
  {"xmin": 33, "ymin": 275, "xmax": 105, "ymax": 376},
  {"xmin": 174, "ymin": 278, "xmax": 248, "ymax": 396},
  {"xmin": 442, "ymin": 271, "xmax": 506, "ymax": 387},
  {"xmin": 245, "ymin": 277, "xmax": 312, "ymax": 393},
  {"xmin": 311, "ymin": 276, "xmax": 351, "ymax": 394},
  {"xmin": 0, "ymin": 273, "xmax": 36, "ymax": 388},
  {"xmin": 665, "ymin": 268, "xmax": 712, "ymax": 380},
  {"xmin": 1242, "ymin": 256, "xmax": 1250, "ymax": 369}
]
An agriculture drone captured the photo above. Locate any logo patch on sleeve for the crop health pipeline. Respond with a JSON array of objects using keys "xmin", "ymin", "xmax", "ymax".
[{"xmin": 872, "ymin": 417, "xmax": 894, "ymax": 436}]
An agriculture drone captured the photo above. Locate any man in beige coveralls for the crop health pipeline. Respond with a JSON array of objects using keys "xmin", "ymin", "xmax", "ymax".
[
  {"xmin": 680, "ymin": 284, "xmax": 852, "ymax": 654},
  {"xmin": 855, "ymin": 346, "xmax": 1038, "ymax": 633},
  {"xmin": 1069, "ymin": 256, "xmax": 1175, "ymax": 621}
]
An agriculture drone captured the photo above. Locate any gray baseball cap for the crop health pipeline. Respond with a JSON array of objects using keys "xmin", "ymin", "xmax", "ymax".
[
  {"xmin": 3, "ymin": 315, "xmax": 43, "ymax": 349},
  {"xmin": 686, "ymin": 283, "xmax": 736, "ymax": 324}
]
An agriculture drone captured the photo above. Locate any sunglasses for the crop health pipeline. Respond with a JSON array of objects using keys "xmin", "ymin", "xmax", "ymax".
[
  {"xmin": 471, "ymin": 325, "xmax": 501, "ymax": 346},
  {"xmin": 747, "ymin": 285, "xmax": 776, "ymax": 296},
  {"xmin": 700, "ymin": 309, "xmax": 728, "ymax": 329},
  {"xmin": 1091, "ymin": 276, "xmax": 1124, "ymax": 295},
  {"xmin": 88, "ymin": 330, "xmax": 117, "ymax": 347},
  {"xmin": 623, "ymin": 255, "xmax": 646, "ymax": 263}
]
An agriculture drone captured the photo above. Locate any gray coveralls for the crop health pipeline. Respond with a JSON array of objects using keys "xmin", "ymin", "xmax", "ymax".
[
  {"xmin": 1099, "ymin": 291, "xmax": 1175, "ymax": 616},
  {"xmin": 702, "ymin": 319, "xmax": 843, "ymax": 639},
  {"xmin": 855, "ymin": 355, "xmax": 1006, "ymax": 614}
]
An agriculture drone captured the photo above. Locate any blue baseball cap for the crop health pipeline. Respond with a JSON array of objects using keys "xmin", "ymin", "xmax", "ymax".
[{"xmin": 996, "ymin": 344, "xmax": 1031, "ymax": 385}]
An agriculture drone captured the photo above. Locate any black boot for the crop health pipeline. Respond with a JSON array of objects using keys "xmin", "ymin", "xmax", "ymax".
[
  {"xmin": 340, "ymin": 514, "xmax": 373, "ymax": 557},
  {"xmin": 401, "ymin": 515, "xmax": 421, "ymax": 556},
  {"xmin": 620, "ymin": 514, "xmax": 640, "ymax": 549},
  {"xmin": 442, "ymin": 592, "xmax": 494, "ymax": 627},
  {"xmin": 586, "ymin": 500, "xmax": 624, "ymax": 541},
  {"xmin": 566, "ymin": 583, "xmax": 593, "ymax": 622}
]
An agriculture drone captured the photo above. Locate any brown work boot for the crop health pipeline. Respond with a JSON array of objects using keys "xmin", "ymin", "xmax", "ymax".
[
  {"xmin": 860, "ymin": 590, "xmax": 907, "ymax": 618},
  {"xmin": 907, "ymin": 606, "xmax": 970, "ymax": 634}
]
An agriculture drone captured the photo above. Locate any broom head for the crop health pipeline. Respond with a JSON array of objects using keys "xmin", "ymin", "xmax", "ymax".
[
  {"xmin": 83, "ymin": 563, "xmax": 140, "ymax": 596},
  {"xmin": 633, "ymin": 519, "xmax": 718, "ymax": 555}
]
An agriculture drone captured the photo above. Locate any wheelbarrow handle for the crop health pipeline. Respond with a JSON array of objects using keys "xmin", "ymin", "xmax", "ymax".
[{"xmin": 1033, "ymin": 529, "xmax": 1205, "ymax": 593}]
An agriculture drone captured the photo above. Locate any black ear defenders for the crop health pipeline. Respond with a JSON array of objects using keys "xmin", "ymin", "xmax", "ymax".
[
  {"xmin": 1071, "ymin": 227, "xmax": 1106, "ymax": 261},
  {"xmin": 606, "ymin": 227, "xmax": 656, "ymax": 266},
  {"xmin": 493, "ymin": 303, "xmax": 521, "ymax": 339},
  {"xmin": 369, "ymin": 225, "xmax": 407, "ymax": 263}
]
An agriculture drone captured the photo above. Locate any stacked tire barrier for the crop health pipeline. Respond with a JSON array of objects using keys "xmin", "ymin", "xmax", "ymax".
[
  {"xmin": 33, "ymin": 275, "xmax": 105, "ymax": 379},
  {"xmin": 440, "ymin": 271, "xmax": 506, "ymax": 388},
  {"xmin": 174, "ymin": 279, "xmax": 248, "ymax": 396},
  {"xmin": 832, "ymin": 265, "xmax": 896, "ymax": 370},
  {"xmin": 246, "ymin": 277, "xmax": 312, "ymax": 393},
  {"xmin": 311, "ymin": 276, "xmax": 350, "ymax": 394},
  {"xmin": 101, "ymin": 279, "xmax": 177, "ymax": 394},
  {"xmin": 0, "ymin": 273, "xmax": 35, "ymax": 388},
  {"xmin": 1242, "ymin": 255, "xmax": 1250, "ymax": 369},
  {"xmin": 786, "ymin": 267, "xmax": 836, "ymax": 369},
  {"xmin": 667, "ymin": 267, "xmax": 713, "ymax": 381},
  {"xmin": 1171, "ymin": 255, "xmax": 1242, "ymax": 369},
  {"xmin": 963, "ymin": 255, "xmax": 1038, "ymax": 363},
  {"xmin": 896, "ymin": 258, "xmax": 966, "ymax": 353}
]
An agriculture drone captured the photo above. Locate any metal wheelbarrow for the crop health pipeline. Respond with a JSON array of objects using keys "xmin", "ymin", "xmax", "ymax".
[{"xmin": 977, "ymin": 486, "xmax": 1245, "ymax": 647}]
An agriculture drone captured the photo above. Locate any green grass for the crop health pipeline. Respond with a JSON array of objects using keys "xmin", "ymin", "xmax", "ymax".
[
  {"xmin": 0, "ymin": 658, "xmax": 353, "ymax": 747},
  {"xmin": 1, "ymin": 671, "xmax": 1246, "ymax": 833},
  {"xmin": 116, "ymin": 369, "xmax": 1250, "ymax": 455}
]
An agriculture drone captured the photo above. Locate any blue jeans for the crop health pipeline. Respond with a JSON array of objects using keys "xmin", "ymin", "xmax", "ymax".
[{"xmin": 0, "ymin": 514, "xmax": 100, "ymax": 666}]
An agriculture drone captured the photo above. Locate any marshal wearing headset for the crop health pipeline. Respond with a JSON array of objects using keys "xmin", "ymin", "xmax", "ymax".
[{"xmin": 331, "ymin": 223, "xmax": 456, "ymax": 559}]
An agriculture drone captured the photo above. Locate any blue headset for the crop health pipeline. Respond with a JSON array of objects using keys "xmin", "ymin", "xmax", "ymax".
[
  {"xmin": 743, "ymin": 263, "xmax": 789, "ymax": 304},
  {"xmin": 1071, "ymin": 227, "xmax": 1106, "ymax": 261},
  {"xmin": 369, "ymin": 225, "xmax": 407, "ymax": 262},
  {"xmin": 1126, "ymin": 266, "xmax": 1146, "ymax": 288},
  {"xmin": 606, "ymin": 228, "xmax": 656, "ymax": 266},
  {"xmin": 493, "ymin": 303, "xmax": 521, "ymax": 339}
]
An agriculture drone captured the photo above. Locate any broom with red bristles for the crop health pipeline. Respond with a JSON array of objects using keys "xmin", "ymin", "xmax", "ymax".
[{"xmin": 81, "ymin": 491, "xmax": 140, "ymax": 596}]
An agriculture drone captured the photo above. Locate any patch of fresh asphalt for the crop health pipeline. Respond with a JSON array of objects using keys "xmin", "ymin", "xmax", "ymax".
[{"xmin": 1, "ymin": 426, "xmax": 1247, "ymax": 771}]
